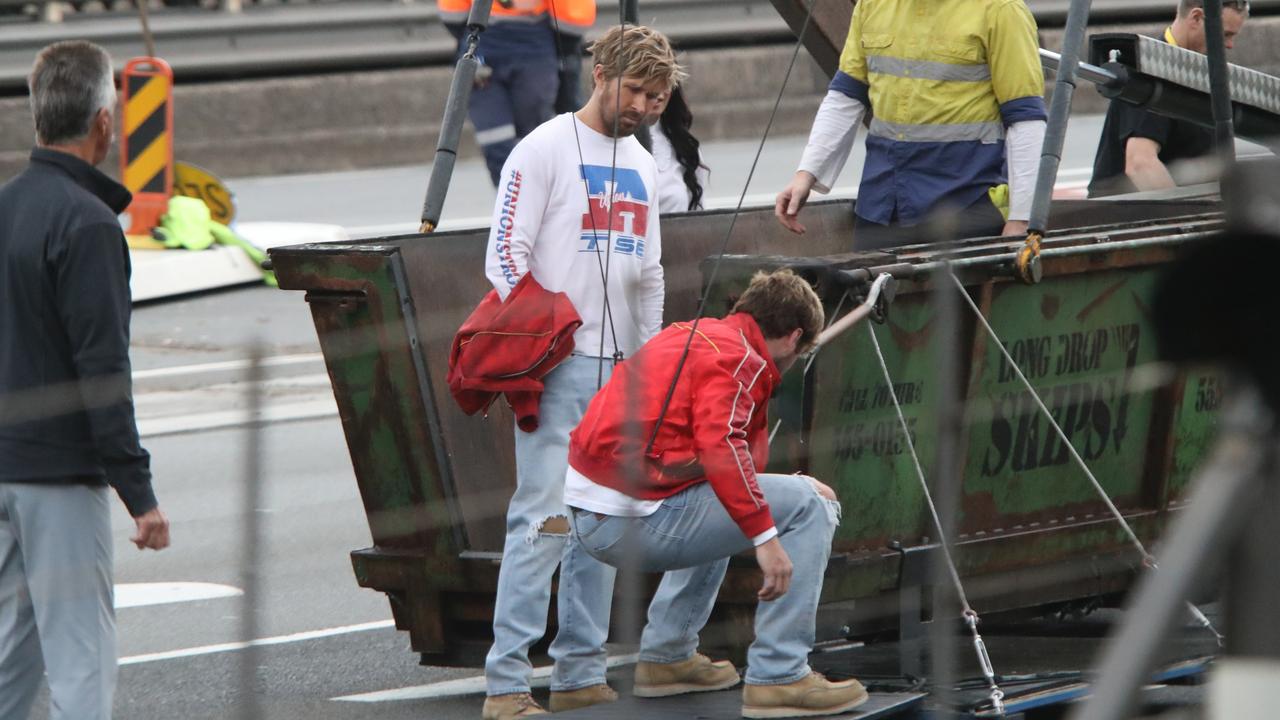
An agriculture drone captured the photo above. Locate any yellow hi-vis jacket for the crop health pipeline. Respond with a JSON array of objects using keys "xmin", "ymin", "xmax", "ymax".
[{"xmin": 833, "ymin": 0, "xmax": 1047, "ymax": 225}]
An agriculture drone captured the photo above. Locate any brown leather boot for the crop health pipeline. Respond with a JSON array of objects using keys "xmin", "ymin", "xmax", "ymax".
[
  {"xmin": 548, "ymin": 683, "xmax": 618, "ymax": 713},
  {"xmin": 741, "ymin": 672, "xmax": 869, "ymax": 718},
  {"xmin": 481, "ymin": 692, "xmax": 547, "ymax": 720},
  {"xmin": 634, "ymin": 653, "xmax": 742, "ymax": 697}
]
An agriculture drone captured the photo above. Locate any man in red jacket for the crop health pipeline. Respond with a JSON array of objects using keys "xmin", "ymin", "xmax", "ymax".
[{"xmin": 566, "ymin": 269, "xmax": 868, "ymax": 719}]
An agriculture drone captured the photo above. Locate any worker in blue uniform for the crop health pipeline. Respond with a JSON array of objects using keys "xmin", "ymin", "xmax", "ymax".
[
  {"xmin": 441, "ymin": 0, "xmax": 595, "ymax": 185},
  {"xmin": 775, "ymin": 0, "xmax": 1049, "ymax": 249}
]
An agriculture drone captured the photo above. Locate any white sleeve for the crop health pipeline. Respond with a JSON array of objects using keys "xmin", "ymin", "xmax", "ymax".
[
  {"xmin": 750, "ymin": 527, "xmax": 778, "ymax": 547},
  {"xmin": 639, "ymin": 201, "xmax": 665, "ymax": 342},
  {"xmin": 797, "ymin": 90, "xmax": 866, "ymax": 194},
  {"xmin": 1005, "ymin": 119, "xmax": 1046, "ymax": 223},
  {"xmin": 484, "ymin": 139, "xmax": 551, "ymax": 300}
]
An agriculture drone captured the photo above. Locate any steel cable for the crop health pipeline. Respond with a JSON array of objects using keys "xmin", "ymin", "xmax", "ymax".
[
  {"xmin": 547, "ymin": 0, "xmax": 625, "ymax": 388},
  {"xmin": 865, "ymin": 319, "xmax": 1007, "ymax": 716},
  {"xmin": 642, "ymin": 0, "xmax": 818, "ymax": 454}
]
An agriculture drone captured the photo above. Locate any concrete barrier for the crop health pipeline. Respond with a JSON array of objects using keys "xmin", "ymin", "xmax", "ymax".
[{"xmin": 2, "ymin": 15, "xmax": 1277, "ymax": 181}]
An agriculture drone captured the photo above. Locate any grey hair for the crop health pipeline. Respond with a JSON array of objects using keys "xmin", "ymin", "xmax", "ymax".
[{"xmin": 28, "ymin": 41, "xmax": 116, "ymax": 146}]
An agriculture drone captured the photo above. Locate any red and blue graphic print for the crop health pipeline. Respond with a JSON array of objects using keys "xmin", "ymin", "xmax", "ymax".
[{"xmin": 579, "ymin": 164, "xmax": 650, "ymax": 258}]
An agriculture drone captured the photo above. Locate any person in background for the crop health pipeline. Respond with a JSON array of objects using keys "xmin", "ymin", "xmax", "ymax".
[
  {"xmin": 650, "ymin": 85, "xmax": 710, "ymax": 214},
  {"xmin": 551, "ymin": 0, "xmax": 597, "ymax": 114},
  {"xmin": 1087, "ymin": 0, "xmax": 1249, "ymax": 197},
  {"xmin": 775, "ymin": 0, "xmax": 1048, "ymax": 248},
  {"xmin": 0, "ymin": 40, "xmax": 170, "ymax": 720},
  {"xmin": 439, "ymin": 0, "xmax": 595, "ymax": 186}
]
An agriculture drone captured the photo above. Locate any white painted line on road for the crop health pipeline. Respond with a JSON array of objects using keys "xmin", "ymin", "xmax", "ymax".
[
  {"xmin": 133, "ymin": 353, "xmax": 323, "ymax": 382},
  {"xmin": 119, "ymin": 619, "xmax": 396, "ymax": 666},
  {"xmin": 115, "ymin": 582, "xmax": 243, "ymax": 609},
  {"xmin": 332, "ymin": 653, "xmax": 641, "ymax": 703},
  {"xmin": 137, "ymin": 398, "xmax": 338, "ymax": 438}
]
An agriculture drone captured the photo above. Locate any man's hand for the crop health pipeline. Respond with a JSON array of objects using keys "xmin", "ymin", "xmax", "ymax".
[
  {"xmin": 1002, "ymin": 219, "xmax": 1029, "ymax": 237},
  {"xmin": 775, "ymin": 171, "xmax": 817, "ymax": 235},
  {"xmin": 755, "ymin": 537, "xmax": 792, "ymax": 601},
  {"xmin": 131, "ymin": 507, "xmax": 170, "ymax": 551}
]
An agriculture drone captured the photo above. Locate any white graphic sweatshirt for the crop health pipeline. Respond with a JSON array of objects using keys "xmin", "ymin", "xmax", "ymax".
[{"xmin": 485, "ymin": 112, "xmax": 665, "ymax": 359}]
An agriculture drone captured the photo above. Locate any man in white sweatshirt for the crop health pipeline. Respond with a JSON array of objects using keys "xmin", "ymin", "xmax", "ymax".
[
  {"xmin": 480, "ymin": 25, "xmax": 682, "ymax": 720},
  {"xmin": 774, "ymin": 0, "xmax": 1049, "ymax": 249}
]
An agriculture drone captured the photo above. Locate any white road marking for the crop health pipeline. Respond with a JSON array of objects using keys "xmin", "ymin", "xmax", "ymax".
[
  {"xmin": 332, "ymin": 653, "xmax": 641, "ymax": 703},
  {"xmin": 119, "ymin": 619, "xmax": 395, "ymax": 666},
  {"xmin": 137, "ymin": 398, "xmax": 338, "ymax": 438},
  {"xmin": 114, "ymin": 582, "xmax": 243, "ymax": 609},
  {"xmin": 133, "ymin": 353, "xmax": 323, "ymax": 381}
]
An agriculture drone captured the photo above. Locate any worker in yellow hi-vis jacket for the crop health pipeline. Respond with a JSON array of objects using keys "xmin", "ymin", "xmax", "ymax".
[{"xmin": 775, "ymin": 0, "xmax": 1048, "ymax": 249}]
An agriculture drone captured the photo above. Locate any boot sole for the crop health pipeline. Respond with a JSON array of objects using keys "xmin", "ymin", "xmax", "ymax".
[
  {"xmin": 547, "ymin": 696, "xmax": 616, "ymax": 714},
  {"xmin": 633, "ymin": 675, "xmax": 742, "ymax": 698},
  {"xmin": 741, "ymin": 687, "xmax": 870, "ymax": 719}
]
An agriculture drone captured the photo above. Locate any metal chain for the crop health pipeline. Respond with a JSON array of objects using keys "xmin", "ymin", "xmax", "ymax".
[
  {"xmin": 865, "ymin": 321, "xmax": 1007, "ymax": 715},
  {"xmin": 948, "ymin": 272, "xmax": 1224, "ymax": 646}
]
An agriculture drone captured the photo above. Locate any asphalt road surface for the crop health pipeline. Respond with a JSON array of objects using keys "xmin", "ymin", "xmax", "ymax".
[{"xmin": 20, "ymin": 124, "xmax": 1264, "ymax": 719}]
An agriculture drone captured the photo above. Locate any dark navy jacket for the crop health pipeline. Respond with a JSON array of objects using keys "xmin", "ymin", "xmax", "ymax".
[{"xmin": 0, "ymin": 148, "xmax": 156, "ymax": 516}]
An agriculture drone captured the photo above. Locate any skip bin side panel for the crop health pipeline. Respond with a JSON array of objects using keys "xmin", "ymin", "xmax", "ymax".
[
  {"xmin": 399, "ymin": 237, "xmax": 518, "ymax": 553},
  {"xmin": 273, "ymin": 246, "xmax": 468, "ymax": 655}
]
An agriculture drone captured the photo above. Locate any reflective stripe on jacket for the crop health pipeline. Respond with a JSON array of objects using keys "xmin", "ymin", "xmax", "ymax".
[
  {"xmin": 438, "ymin": 0, "xmax": 595, "ymax": 32},
  {"xmin": 834, "ymin": 0, "xmax": 1047, "ymax": 225}
]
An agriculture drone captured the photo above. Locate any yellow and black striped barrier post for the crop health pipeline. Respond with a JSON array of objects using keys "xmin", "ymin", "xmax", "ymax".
[{"xmin": 119, "ymin": 57, "xmax": 174, "ymax": 236}]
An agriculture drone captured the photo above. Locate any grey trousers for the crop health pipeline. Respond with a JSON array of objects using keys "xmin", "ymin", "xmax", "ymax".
[{"xmin": 0, "ymin": 483, "xmax": 116, "ymax": 720}]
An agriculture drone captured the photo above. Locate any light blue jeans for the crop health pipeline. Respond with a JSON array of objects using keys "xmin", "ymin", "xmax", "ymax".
[
  {"xmin": 571, "ymin": 473, "xmax": 840, "ymax": 685},
  {"xmin": 485, "ymin": 354, "xmax": 618, "ymax": 695},
  {"xmin": 0, "ymin": 483, "xmax": 115, "ymax": 720}
]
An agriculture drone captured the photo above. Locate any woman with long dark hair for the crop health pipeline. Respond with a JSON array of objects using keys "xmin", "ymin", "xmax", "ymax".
[{"xmin": 650, "ymin": 85, "xmax": 709, "ymax": 213}]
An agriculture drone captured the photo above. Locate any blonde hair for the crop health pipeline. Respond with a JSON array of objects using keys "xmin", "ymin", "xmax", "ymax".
[
  {"xmin": 731, "ymin": 269, "xmax": 825, "ymax": 353},
  {"xmin": 588, "ymin": 25, "xmax": 686, "ymax": 89}
]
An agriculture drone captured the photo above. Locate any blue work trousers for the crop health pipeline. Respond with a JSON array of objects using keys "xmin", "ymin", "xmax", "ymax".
[{"xmin": 471, "ymin": 54, "xmax": 560, "ymax": 185}]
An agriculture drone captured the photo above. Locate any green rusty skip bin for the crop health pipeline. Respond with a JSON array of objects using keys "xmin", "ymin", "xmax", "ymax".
[{"xmin": 268, "ymin": 197, "xmax": 1224, "ymax": 666}]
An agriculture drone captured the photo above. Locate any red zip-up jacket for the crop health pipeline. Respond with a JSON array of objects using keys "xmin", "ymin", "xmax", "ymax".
[
  {"xmin": 568, "ymin": 313, "xmax": 781, "ymax": 539},
  {"xmin": 448, "ymin": 273, "xmax": 581, "ymax": 432}
]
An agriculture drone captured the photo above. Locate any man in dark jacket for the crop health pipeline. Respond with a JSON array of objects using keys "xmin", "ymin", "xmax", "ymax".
[{"xmin": 0, "ymin": 40, "xmax": 169, "ymax": 720}]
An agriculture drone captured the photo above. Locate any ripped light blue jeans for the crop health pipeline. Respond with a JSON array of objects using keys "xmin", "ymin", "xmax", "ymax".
[
  {"xmin": 570, "ymin": 473, "xmax": 840, "ymax": 685},
  {"xmin": 485, "ymin": 354, "xmax": 618, "ymax": 696}
]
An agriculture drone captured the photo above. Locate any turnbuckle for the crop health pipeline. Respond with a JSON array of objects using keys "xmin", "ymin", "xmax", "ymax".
[{"xmin": 964, "ymin": 610, "xmax": 1006, "ymax": 716}]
